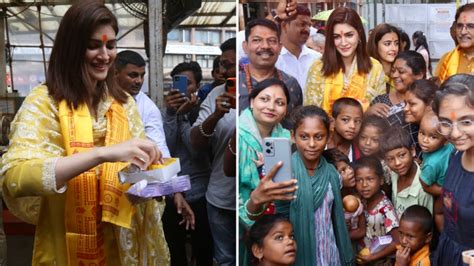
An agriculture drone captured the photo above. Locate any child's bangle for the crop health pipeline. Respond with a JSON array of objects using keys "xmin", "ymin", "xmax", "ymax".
[{"xmin": 245, "ymin": 198, "xmax": 266, "ymax": 218}]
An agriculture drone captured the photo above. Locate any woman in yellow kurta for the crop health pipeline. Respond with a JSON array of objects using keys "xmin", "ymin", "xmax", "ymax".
[
  {"xmin": 367, "ymin": 23, "xmax": 400, "ymax": 94},
  {"xmin": 0, "ymin": 1, "xmax": 170, "ymax": 265},
  {"xmin": 304, "ymin": 7, "xmax": 385, "ymax": 114}
]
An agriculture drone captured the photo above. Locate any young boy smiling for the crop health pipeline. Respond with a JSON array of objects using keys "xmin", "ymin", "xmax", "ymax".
[
  {"xmin": 380, "ymin": 126, "xmax": 433, "ymax": 218},
  {"xmin": 396, "ymin": 205, "xmax": 433, "ymax": 266},
  {"xmin": 328, "ymin": 97, "xmax": 363, "ymax": 162}
]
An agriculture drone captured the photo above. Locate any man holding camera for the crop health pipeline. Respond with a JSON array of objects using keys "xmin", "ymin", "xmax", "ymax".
[
  {"xmin": 189, "ymin": 37, "xmax": 237, "ymax": 266},
  {"xmin": 162, "ymin": 61, "xmax": 215, "ymax": 266}
]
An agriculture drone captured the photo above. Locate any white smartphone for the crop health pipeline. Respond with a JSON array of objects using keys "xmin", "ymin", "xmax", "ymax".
[
  {"xmin": 387, "ymin": 103, "xmax": 405, "ymax": 116},
  {"xmin": 263, "ymin": 137, "xmax": 293, "ymax": 183}
]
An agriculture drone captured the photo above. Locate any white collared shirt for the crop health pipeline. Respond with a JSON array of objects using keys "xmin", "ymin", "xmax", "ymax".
[
  {"xmin": 275, "ymin": 45, "xmax": 321, "ymax": 95},
  {"xmin": 391, "ymin": 162, "xmax": 433, "ymax": 218},
  {"xmin": 134, "ymin": 91, "xmax": 171, "ymax": 158},
  {"xmin": 237, "ymin": 30, "xmax": 247, "ymax": 62}
]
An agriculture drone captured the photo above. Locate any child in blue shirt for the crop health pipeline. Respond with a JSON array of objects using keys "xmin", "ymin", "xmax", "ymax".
[
  {"xmin": 418, "ymin": 111, "xmax": 454, "ymax": 233},
  {"xmin": 418, "ymin": 112, "xmax": 454, "ymax": 196}
]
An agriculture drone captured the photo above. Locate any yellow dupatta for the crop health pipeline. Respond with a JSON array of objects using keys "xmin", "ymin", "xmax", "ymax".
[
  {"xmin": 384, "ymin": 74, "xmax": 395, "ymax": 94},
  {"xmin": 438, "ymin": 46, "xmax": 461, "ymax": 84},
  {"xmin": 58, "ymin": 99, "xmax": 134, "ymax": 265},
  {"xmin": 322, "ymin": 65, "xmax": 368, "ymax": 115}
]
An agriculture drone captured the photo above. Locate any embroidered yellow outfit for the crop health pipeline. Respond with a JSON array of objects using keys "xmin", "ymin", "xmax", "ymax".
[
  {"xmin": 304, "ymin": 57, "xmax": 386, "ymax": 114},
  {"xmin": 384, "ymin": 74, "xmax": 395, "ymax": 93},
  {"xmin": 435, "ymin": 46, "xmax": 474, "ymax": 84},
  {"xmin": 0, "ymin": 85, "xmax": 170, "ymax": 265}
]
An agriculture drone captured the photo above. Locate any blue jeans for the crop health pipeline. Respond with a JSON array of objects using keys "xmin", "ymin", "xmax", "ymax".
[{"xmin": 207, "ymin": 202, "xmax": 236, "ymax": 266}]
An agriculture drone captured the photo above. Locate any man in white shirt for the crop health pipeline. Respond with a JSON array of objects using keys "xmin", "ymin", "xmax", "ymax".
[
  {"xmin": 239, "ymin": 18, "xmax": 302, "ymax": 129},
  {"xmin": 115, "ymin": 50, "xmax": 171, "ymax": 158},
  {"xmin": 275, "ymin": 4, "xmax": 321, "ymax": 92},
  {"xmin": 307, "ymin": 32, "xmax": 326, "ymax": 54}
]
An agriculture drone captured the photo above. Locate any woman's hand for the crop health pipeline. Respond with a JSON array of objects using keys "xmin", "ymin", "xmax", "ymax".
[
  {"xmin": 55, "ymin": 138, "xmax": 162, "ymax": 189},
  {"xmin": 174, "ymin": 192, "xmax": 195, "ymax": 230},
  {"xmin": 366, "ymin": 103, "xmax": 390, "ymax": 118},
  {"xmin": 97, "ymin": 138, "xmax": 163, "ymax": 170},
  {"xmin": 249, "ymin": 161, "xmax": 297, "ymax": 207}
]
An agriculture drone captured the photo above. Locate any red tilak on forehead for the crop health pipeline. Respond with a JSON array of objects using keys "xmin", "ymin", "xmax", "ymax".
[
  {"xmin": 451, "ymin": 111, "xmax": 457, "ymax": 121},
  {"xmin": 101, "ymin": 34, "xmax": 108, "ymax": 43}
]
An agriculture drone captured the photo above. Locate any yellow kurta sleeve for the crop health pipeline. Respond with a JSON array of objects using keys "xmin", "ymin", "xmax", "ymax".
[
  {"xmin": 0, "ymin": 85, "xmax": 63, "ymax": 224},
  {"xmin": 304, "ymin": 58, "xmax": 386, "ymax": 108},
  {"xmin": 366, "ymin": 58, "xmax": 386, "ymax": 103},
  {"xmin": 1, "ymin": 85, "xmax": 65, "ymax": 198},
  {"xmin": 304, "ymin": 59, "xmax": 325, "ymax": 106},
  {"xmin": 0, "ymin": 85, "xmax": 169, "ymax": 265}
]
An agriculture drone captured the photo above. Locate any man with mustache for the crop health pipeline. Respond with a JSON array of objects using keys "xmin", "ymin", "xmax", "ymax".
[
  {"xmin": 436, "ymin": 3, "xmax": 474, "ymax": 83},
  {"xmin": 239, "ymin": 18, "xmax": 303, "ymax": 129},
  {"xmin": 275, "ymin": 4, "xmax": 321, "ymax": 92},
  {"xmin": 115, "ymin": 50, "xmax": 170, "ymax": 157}
]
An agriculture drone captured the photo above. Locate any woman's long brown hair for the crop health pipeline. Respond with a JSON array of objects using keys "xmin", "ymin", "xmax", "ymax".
[
  {"xmin": 46, "ymin": 0, "xmax": 127, "ymax": 110},
  {"xmin": 322, "ymin": 7, "xmax": 372, "ymax": 77}
]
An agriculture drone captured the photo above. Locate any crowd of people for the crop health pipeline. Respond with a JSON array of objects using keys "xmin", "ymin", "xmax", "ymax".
[
  {"xmin": 239, "ymin": 1, "xmax": 474, "ymax": 266},
  {"xmin": 1, "ymin": 0, "xmax": 474, "ymax": 265}
]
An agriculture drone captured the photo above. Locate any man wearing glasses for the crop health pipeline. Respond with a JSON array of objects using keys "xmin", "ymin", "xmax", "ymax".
[{"xmin": 436, "ymin": 3, "xmax": 474, "ymax": 83}]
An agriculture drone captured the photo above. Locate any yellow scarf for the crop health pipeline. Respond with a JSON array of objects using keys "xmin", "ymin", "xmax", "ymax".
[
  {"xmin": 58, "ymin": 100, "xmax": 134, "ymax": 265},
  {"xmin": 322, "ymin": 68, "xmax": 368, "ymax": 115},
  {"xmin": 384, "ymin": 74, "xmax": 395, "ymax": 94},
  {"xmin": 438, "ymin": 46, "xmax": 461, "ymax": 84}
]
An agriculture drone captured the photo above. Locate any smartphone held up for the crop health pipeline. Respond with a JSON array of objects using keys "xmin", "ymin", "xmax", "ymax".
[
  {"xmin": 173, "ymin": 75, "xmax": 188, "ymax": 95},
  {"xmin": 225, "ymin": 77, "xmax": 236, "ymax": 109},
  {"xmin": 263, "ymin": 137, "xmax": 293, "ymax": 184}
]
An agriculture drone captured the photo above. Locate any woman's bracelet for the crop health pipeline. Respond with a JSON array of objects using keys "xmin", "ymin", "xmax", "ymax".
[
  {"xmin": 244, "ymin": 198, "xmax": 266, "ymax": 218},
  {"xmin": 198, "ymin": 123, "xmax": 215, "ymax": 137},
  {"xmin": 227, "ymin": 138, "xmax": 236, "ymax": 156}
]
